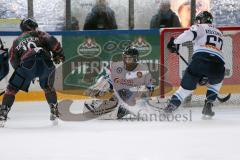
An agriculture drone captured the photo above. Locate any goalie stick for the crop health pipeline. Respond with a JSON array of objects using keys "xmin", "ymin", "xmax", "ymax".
[
  {"xmin": 175, "ymin": 51, "xmax": 231, "ymax": 103},
  {"xmin": 57, "ymin": 99, "xmax": 119, "ymax": 121}
]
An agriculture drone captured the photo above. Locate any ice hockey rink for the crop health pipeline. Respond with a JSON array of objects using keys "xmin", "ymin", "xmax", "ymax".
[{"xmin": 1, "ymin": 100, "xmax": 240, "ymax": 160}]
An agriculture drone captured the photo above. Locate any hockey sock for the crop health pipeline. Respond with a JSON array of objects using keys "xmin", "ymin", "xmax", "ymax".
[
  {"xmin": 206, "ymin": 90, "xmax": 217, "ymax": 102},
  {"xmin": 171, "ymin": 86, "xmax": 194, "ymax": 106},
  {"xmin": 206, "ymin": 83, "xmax": 222, "ymax": 102},
  {"xmin": 44, "ymin": 88, "xmax": 57, "ymax": 105},
  {"xmin": 1, "ymin": 85, "xmax": 18, "ymax": 110},
  {"xmin": 169, "ymin": 95, "xmax": 181, "ymax": 107},
  {"xmin": 2, "ymin": 94, "xmax": 15, "ymax": 108}
]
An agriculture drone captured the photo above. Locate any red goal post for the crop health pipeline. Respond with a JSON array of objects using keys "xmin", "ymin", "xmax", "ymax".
[{"xmin": 160, "ymin": 27, "xmax": 240, "ymax": 101}]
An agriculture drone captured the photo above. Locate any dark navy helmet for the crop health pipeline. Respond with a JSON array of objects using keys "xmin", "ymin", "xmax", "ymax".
[
  {"xmin": 123, "ymin": 46, "xmax": 139, "ymax": 57},
  {"xmin": 20, "ymin": 18, "xmax": 38, "ymax": 32},
  {"xmin": 122, "ymin": 46, "xmax": 139, "ymax": 64},
  {"xmin": 195, "ymin": 11, "xmax": 213, "ymax": 24}
]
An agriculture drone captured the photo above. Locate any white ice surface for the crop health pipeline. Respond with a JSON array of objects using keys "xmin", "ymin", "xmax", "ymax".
[{"xmin": 1, "ymin": 101, "xmax": 240, "ymax": 160}]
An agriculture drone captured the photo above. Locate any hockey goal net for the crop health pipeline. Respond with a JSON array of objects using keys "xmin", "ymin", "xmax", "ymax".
[{"xmin": 159, "ymin": 27, "xmax": 240, "ymax": 106}]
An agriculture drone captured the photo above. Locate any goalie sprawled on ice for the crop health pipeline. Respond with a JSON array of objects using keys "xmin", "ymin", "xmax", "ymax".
[{"xmin": 84, "ymin": 46, "xmax": 155, "ymax": 119}]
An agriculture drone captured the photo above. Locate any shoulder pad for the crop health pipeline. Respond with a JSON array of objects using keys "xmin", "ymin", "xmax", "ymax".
[{"xmin": 190, "ymin": 24, "xmax": 199, "ymax": 32}]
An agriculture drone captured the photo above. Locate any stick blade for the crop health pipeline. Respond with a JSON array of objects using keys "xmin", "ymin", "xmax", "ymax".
[{"xmin": 217, "ymin": 93, "xmax": 231, "ymax": 103}]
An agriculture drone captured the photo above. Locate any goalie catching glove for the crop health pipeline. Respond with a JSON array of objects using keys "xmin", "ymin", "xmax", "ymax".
[{"xmin": 167, "ymin": 37, "xmax": 180, "ymax": 53}]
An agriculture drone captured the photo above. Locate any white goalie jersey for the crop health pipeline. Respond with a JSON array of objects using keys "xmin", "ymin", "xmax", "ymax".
[
  {"xmin": 174, "ymin": 24, "xmax": 224, "ymax": 62},
  {"xmin": 85, "ymin": 61, "xmax": 154, "ymax": 118},
  {"xmin": 110, "ymin": 61, "xmax": 153, "ymax": 106}
]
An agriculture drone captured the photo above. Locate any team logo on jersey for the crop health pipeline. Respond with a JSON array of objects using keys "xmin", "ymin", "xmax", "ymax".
[
  {"xmin": 113, "ymin": 78, "xmax": 133, "ymax": 86},
  {"xmin": 116, "ymin": 67, "xmax": 123, "ymax": 74},
  {"xmin": 137, "ymin": 71, "xmax": 142, "ymax": 78},
  {"xmin": 131, "ymin": 36, "xmax": 152, "ymax": 57},
  {"xmin": 77, "ymin": 37, "xmax": 101, "ymax": 58},
  {"xmin": 114, "ymin": 77, "xmax": 120, "ymax": 84}
]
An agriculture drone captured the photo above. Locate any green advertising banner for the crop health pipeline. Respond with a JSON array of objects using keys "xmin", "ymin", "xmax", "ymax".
[{"xmin": 61, "ymin": 30, "xmax": 160, "ymax": 92}]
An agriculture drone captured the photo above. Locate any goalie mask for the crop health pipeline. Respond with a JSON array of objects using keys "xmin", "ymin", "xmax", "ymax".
[
  {"xmin": 122, "ymin": 46, "xmax": 139, "ymax": 70},
  {"xmin": 195, "ymin": 11, "xmax": 213, "ymax": 24},
  {"xmin": 20, "ymin": 18, "xmax": 38, "ymax": 32}
]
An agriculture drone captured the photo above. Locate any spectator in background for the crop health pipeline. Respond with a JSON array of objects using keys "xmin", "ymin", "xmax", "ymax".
[
  {"xmin": 83, "ymin": 0, "xmax": 118, "ymax": 30},
  {"xmin": 71, "ymin": 16, "xmax": 80, "ymax": 30},
  {"xmin": 150, "ymin": 1, "xmax": 181, "ymax": 29},
  {"xmin": 63, "ymin": 16, "xmax": 79, "ymax": 31},
  {"xmin": 178, "ymin": 2, "xmax": 191, "ymax": 27}
]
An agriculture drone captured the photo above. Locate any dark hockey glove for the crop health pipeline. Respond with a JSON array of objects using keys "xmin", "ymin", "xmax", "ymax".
[
  {"xmin": 167, "ymin": 37, "xmax": 179, "ymax": 53},
  {"xmin": 52, "ymin": 52, "xmax": 65, "ymax": 64}
]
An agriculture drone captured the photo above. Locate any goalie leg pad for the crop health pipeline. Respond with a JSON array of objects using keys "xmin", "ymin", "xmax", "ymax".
[{"xmin": 84, "ymin": 96, "xmax": 118, "ymax": 115}]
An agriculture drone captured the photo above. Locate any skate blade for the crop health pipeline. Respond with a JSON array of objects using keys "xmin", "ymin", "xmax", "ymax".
[
  {"xmin": 51, "ymin": 119, "xmax": 58, "ymax": 126},
  {"xmin": 201, "ymin": 115, "xmax": 213, "ymax": 120},
  {"xmin": 0, "ymin": 121, "xmax": 5, "ymax": 128}
]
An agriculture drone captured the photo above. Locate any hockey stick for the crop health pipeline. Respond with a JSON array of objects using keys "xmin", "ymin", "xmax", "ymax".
[
  {"xmin": 0, "ymin": 38, "xmax": 4, "ymax": 49},
  {"xmin": 57, "ymin": 99, "xmax": 119, "ymax": 121},
  {"xmin": 0, "ymin": 91, "xmax": 5, "ymax": 96},
  {"xmin": 175, "ymin": 51, "xmax": 231, "ymax": 103}
]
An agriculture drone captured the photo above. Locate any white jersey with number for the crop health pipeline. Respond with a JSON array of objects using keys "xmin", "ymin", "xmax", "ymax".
[
  {"xmin": 110, "ymin": 61, "xmax": 153, "ymax": 106},
  {"xmin": 174, "ymin": 24, "xmax": 224, "ymax": 62}
]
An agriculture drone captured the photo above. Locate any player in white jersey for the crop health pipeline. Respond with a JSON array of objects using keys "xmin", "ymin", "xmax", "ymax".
[
  {"xmin": 164, "ymin": 11, "xmax": 225, "ymax": 118},
  {"xmin": 84, "ymin": 46, "xmax": 154, "ymax": 119}
]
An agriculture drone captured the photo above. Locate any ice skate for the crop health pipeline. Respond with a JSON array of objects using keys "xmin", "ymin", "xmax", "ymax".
[
  {"xmin": 0, "ymin": 105, "xmax": 9, "ymax": 128},
  {"xmin": 202, "ymin": 100, "xmax": 215, "ymax": 119},
  {"xmin": 49, "ymin": 103, "xmax": 59, "ymax": 125},
  {"xmin": 0, "ymin": 116, "xmax": 6, "ymax": 128},
  {"xmin": 117, "ymin": 105, "xmax": 131, "ymax": 119},
  {"xmin": 163, "ymin": 103, "xmax": 178, "ymax": 113},
  {"xmin": 183, "ymin": 94, "xmax": 192, "ymax": 107}
]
